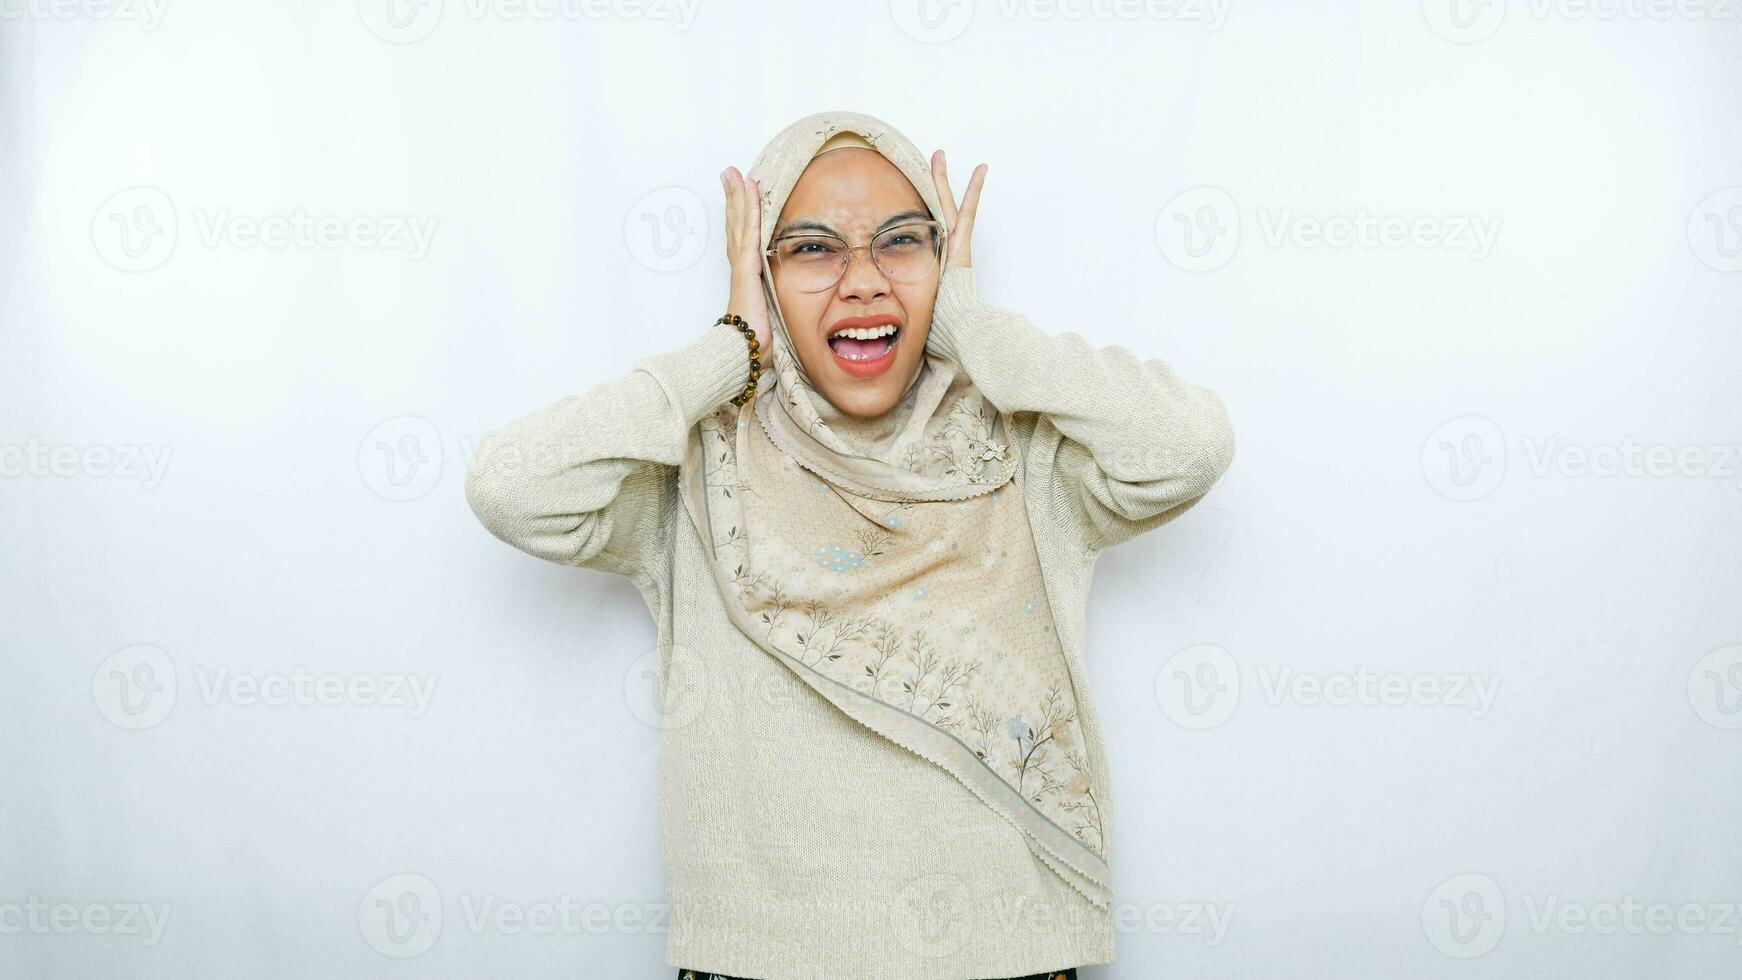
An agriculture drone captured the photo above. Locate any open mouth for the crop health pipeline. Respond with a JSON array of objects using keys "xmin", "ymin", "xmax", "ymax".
[{"xmin": 826, "ymin": 319, "xmax": 901, "ymax": 378}]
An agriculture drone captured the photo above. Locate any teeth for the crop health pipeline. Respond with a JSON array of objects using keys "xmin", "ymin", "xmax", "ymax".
[{"xmin": 831, "ymin": 323, "xmax": 898, "ymax": 340}]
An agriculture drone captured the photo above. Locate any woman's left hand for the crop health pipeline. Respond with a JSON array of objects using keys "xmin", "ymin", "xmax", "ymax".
[{"xmin": 930, "ymin": 150, "xmax": 986, "ymax": 271}]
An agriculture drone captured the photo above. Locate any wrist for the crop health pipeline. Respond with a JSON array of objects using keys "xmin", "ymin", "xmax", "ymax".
[
  {"xmin": 925, "ymin": 265, "xmax": 987, "ymax": 365},
  {"xmin": 634, "ymin": 320, "xmax": 756, "ymax": 424}
]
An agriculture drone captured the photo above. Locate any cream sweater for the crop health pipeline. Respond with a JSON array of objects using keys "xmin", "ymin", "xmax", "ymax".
[{"xmin": 463, "ymin": 265, "xmax": 1235, "ymax": 980}]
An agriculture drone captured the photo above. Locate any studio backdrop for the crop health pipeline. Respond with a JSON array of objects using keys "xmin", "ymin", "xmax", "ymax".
[{"xmin": 2, "ymin": 1, "xmax": 1739, "ymax": 977}]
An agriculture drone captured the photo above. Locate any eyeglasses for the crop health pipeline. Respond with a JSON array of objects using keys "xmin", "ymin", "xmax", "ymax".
[{"xmin": 764, "ymin": 219, "xmax": 946, "ymax": 293}]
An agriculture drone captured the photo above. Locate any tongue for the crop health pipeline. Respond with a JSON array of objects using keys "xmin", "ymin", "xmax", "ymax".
[{"xmin": 830, "ymin": 334, "xmax": 893, "ymax": 359}]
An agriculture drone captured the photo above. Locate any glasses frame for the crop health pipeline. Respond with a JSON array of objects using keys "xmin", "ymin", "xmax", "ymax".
[{"xmin": 763, "ymin": 218, "xmax": 948, "ymax": 293}]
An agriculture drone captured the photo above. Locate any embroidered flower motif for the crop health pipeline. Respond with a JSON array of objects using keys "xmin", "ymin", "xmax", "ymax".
[
  {"xmin": 813, "ymin": 544, "xmax": 863, "ymax": 573},
  {"xmin": 969, "ymin": 437, "xmax": 1010, "ymax": 469}
]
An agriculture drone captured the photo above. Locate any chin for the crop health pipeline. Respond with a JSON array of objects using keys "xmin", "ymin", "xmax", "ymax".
[{"xmin": 816, "ymin": 379, "xmax": 900, "ymax": 419}]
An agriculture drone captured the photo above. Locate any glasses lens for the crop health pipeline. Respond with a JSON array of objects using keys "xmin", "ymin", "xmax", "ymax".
[
  {"xmin": 873, "ymin": 222, "xmax": 941, "ymax": 283},
  {"xmin": 774, "ymin": 235, "xmax": 848, "ymax": 292},
  {"xmin": 772, "ymin": 222, "xmax": 941, "ymax": 292}
]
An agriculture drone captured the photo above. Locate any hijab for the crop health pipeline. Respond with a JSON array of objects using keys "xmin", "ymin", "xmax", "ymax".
[{"xmin": 677, "ymin": 109, "xmax": 1110, "ymax": 910}]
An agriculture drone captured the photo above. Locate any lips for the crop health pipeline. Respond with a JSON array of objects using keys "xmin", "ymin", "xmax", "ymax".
[{"xmin": 825, "ymin": 314, "xmax": 902, "ymax": 379}]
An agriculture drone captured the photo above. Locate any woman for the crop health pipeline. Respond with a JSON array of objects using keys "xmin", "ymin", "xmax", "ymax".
[{"xmin": 465, "ymin": 109, "xmax": 1235, "ymax": 980}]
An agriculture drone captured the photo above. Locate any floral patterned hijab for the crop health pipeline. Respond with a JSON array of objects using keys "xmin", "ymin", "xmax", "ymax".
[{"xmin": 677, "ymin": 109, "xmax": 1110, "ymax": 909}]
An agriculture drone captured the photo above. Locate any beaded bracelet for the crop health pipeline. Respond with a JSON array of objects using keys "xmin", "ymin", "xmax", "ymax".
[{"xmin": 719, "ymin": 313, "xmax": 762, "ymax": 407}]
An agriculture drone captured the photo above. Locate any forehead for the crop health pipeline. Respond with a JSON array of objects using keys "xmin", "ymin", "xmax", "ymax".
[{"xmin": 777, "ymin": 148, "xmax": 926, "ymax": 231}]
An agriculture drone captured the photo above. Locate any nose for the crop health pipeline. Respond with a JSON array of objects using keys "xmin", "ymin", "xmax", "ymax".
[{"xmin": 835, "ymin": 245, "xmax": 891, "ymax": 302}]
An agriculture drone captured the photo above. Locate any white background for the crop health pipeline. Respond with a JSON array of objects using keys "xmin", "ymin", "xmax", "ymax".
[{"xmin": 3, "ymin": 1, "xmax": 1740, "ymax": 977}]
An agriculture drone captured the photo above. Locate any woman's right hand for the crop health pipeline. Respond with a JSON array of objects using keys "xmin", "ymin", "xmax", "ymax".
[{"xmin": 721, "ymin": 167, "xmax": 773, "ymax": 373}]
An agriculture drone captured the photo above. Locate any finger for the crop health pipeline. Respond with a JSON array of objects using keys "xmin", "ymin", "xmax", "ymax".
[
  {"xmin": 742, "ymin": 175, "xmax": 757, "ymax": 245},
  {"xmin": 930, "ymin": 150, "xmax": 959, "ymax": 229},
  {"xmin": 954, "ymin": 163, "xmax": 987, "ymax": 240},
  {"xmin": 747, "ymin": 177, "xmax": 763, "ymax": 270},
  {"xmin": 739, "ymin": 175, "xmax": 758, "ymax": 270}
]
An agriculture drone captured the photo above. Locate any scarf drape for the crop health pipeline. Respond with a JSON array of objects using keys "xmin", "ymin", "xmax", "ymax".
[{"xmin": 676, "ymin": 109, "xmax": 1109, "ymax": 909}]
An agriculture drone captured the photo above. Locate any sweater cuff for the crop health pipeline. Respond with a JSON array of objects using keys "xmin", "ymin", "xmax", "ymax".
[
  {"xmin": 634, "ymin": 320, "xmax": 753, "ymax": 426},
  {"xmin": 926, "ymin": 265, "xmax": 995, "ymax": 366}
]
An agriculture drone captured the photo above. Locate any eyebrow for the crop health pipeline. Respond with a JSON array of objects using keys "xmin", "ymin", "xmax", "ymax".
[{"xmin": 774, "ymin": 209, "xmax": 931, "ymax": 239}]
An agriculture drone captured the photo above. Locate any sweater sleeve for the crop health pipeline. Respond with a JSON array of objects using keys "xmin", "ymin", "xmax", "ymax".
[
  {"xmin": 926, "ymin": 265, "xmax": 1235, "ymax": 552},
  {"xmin": 464, "ymin": 320, "xmax": 752, "ymax": 580}
]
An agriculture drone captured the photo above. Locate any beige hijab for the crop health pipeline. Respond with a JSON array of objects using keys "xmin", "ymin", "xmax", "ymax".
[{"xmin": 678, "ymin": 109, "xmax": 1109, "ymax": 909}]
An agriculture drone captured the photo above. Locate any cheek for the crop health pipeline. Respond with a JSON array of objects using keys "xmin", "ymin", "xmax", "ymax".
[{"xmin": 779, "ymin": 291, "xmax": 832, "ymax": 359}]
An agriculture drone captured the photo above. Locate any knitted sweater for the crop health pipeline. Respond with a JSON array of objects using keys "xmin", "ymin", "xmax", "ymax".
[{"xmin": 463, "ymin": 265, "xmax": 1236, "ymax": 980}]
